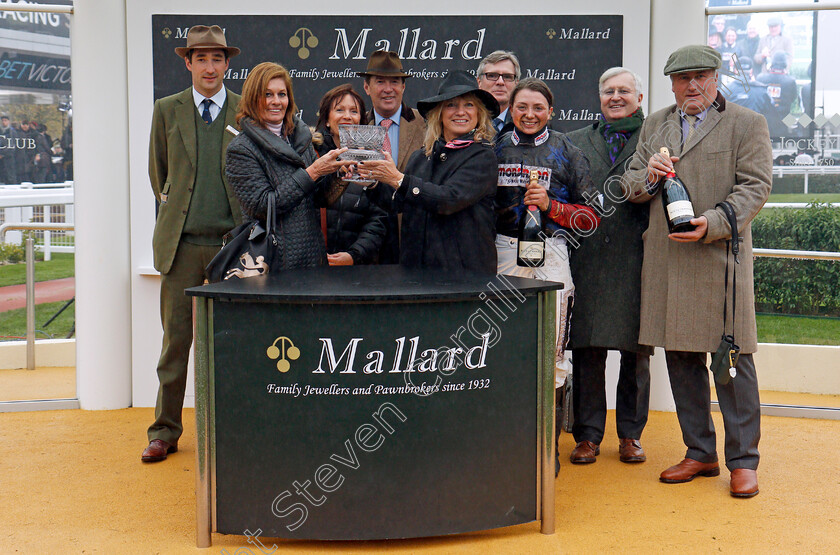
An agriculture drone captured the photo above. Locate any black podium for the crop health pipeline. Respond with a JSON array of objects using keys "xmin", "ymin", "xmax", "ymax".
[{"xmin": 187, "ymin": 266, "xmax": 560, "ymax": 547}]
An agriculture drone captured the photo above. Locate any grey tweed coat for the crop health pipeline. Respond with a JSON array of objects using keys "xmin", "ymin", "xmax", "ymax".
[{"xmin": 622, "ymin": 95, "xmax": 772, "ymax": 353}]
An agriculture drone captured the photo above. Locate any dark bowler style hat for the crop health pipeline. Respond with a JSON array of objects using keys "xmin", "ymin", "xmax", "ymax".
[
  {"xmin": 416, "ymin": 70, "xmax": 500, "ymax": 118},
  {"xmin": 663, "ymin": 44, "xmax": 722, "ymax": 75},
  {"xmin": 357, "ymin": 50, "xmax": 411, "ymax": 78},
  {"xmin": 174, "ymin": 25, "xmax": 241, "ymax": 58}
]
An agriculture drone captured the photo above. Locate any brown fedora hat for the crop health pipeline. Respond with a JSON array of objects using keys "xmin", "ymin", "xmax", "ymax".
[
  {"xmin": 357, "ymin": 50, "xmax": 411, "ymax": 78},
  {"xmin": 174, "ymin": 25, "xmax": 240, "ymax": 58}
]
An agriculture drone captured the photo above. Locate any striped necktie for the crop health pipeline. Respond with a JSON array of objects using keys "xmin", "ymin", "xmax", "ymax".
[{"xmin": 686, "ymin": 114, "xmax": 698, "ymax": 143}]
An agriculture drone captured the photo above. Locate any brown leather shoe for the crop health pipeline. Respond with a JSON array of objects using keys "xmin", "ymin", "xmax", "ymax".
[
  {"xmin": 730, "ymin": 468, "xmax": 759, "ymax": 498},
  {"xmin": 619, "ymin": 438, "xmax": 646, "ymax": 463},
  {"xmin": 141, "ymin": 439, "xmax": 177, "ymax": 463},
  {"xmin": 659, "ymin": 458, "xmax": 720, "ymax": 483},
  {"xmin": 570, "ymin": 441, "xmax": 600, "ymax": 464}
]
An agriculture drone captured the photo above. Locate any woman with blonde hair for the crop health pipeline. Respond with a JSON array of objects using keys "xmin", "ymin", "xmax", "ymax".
[
  {"xmin": 359, "ymin": 70, "xmax": 499, "ymax": 273},
  {"xmin": 225, "ymin": 62, "xmax": 352, "ymax": 269}
]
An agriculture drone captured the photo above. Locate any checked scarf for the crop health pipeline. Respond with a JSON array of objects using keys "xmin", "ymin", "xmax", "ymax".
[{"xmin": 597, "ymin": 107, "xmax": 644, "ymax": 164}]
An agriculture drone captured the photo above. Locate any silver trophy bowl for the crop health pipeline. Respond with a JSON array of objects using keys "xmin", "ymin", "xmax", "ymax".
[{"xmin": 338, "ymin": 125, "xmax": 386, "ymax": 185}]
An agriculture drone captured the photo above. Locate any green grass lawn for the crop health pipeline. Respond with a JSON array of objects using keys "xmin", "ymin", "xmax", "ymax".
[
  {"xmin": 756, "ymin": 313, "xmax": 840, "ymax": 345},
  {"xmin": 0, "ymin": 300, "xmax": 75, "ymax": 341},
  {"xmin": 0, "ymin": 253, "xmax": 75, "ymax": 287},
  {"xmin": 767, "ymin": 193, "xmax": 840, "ymax": 204}
]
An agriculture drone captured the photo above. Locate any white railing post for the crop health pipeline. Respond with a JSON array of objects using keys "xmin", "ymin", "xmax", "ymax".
[
  {"xmin": 25, "ymin": 237, "xmax": 36, "ymax": 370},
  {"xmin": 44, "ymin": 205, "xmax": 52, "ymax": 261}
]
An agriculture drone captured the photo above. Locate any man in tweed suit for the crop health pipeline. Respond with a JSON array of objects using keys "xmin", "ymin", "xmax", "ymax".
[
  {"xmin": 143, "ymin": 25, "xmax": 243, "ymax": 462},
  {"xmin": 623, "ymin": 45, "xmax": 772, "ymax": 497},
  {"xmin": 360, "ymin": 51, "xmax": 425, "ymax": 264}
]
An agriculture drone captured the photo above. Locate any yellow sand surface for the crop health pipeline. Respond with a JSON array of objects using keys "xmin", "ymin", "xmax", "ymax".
[{"xmin": 1, "ymin": 407, "xmax": 838, "ymax": 554}]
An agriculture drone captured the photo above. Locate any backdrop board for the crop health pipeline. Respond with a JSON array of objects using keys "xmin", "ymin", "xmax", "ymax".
[
  {"xmin": 188, "ymin": 265, "xmax": 560, "ymax": 544},
  {"xmin": 152, "ymin": 14, "xmax": 622, "ymax": 132}
]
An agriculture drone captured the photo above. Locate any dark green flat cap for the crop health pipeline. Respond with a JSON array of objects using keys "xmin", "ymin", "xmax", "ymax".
[{"xmin": 663, "ymin": 45, "xmax": 722, "ymax": 75}]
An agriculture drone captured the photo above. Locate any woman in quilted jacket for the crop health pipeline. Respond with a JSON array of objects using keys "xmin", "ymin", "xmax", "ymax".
[
  {"xmin": 225, "ymin": 62, "xmax": 352, "ymax": 269},
  {"xmin": 313, "ymin": 84, "xmax": 387, "ymax": 266}
]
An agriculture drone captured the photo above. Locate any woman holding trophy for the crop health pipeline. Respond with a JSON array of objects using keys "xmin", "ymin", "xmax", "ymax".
[
  {"xmin": 225, "ymin": 62, "xmax": 352, "ymax": 269},
  {"xmin": 313, "ymin": 84, "xmax": 388, "ymax": 266},
  {"xmin": 359, "ymin": 70, "xmax": 499, "ymax": 274}
]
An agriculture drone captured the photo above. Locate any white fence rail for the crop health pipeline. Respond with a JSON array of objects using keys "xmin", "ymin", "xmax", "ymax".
[
  {"xmin": 772, "ymin": 165, "xmax": 840, "ymax": 195},
  {"xmin": 0, "ymin": 183, "xmax": 75, "ymax": 260}
]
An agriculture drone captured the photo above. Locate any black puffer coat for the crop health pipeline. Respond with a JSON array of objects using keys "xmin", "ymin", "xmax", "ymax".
[
  {"xmin": 368, "ymin": 133, "xmax": 497, "ymax": 274},
  {"xmin": 225, "ymin": 116, "xmax": 327, "ymax": 269},
  {"xmin": 315, "ymin": 132, "xmax": 387, "ymax": 264}
]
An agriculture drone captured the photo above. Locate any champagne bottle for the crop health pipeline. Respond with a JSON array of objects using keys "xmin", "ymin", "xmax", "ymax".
[
  {"xmin": 517, "ymin": 170, "xmax": 545, "ymax": 267},
  {"xmin": 659, "ymin": 147, "xmax": 696, "ymax": 234}
]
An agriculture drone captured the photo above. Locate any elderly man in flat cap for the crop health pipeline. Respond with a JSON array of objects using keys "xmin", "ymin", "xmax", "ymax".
[
  {"xmin": 622, "ymin": 45, "xmax": 771, "ymax": 497},
  {"xmin": 754, "ymin": 16, "xmax": 793, "ymax": 72},
  {"xmin": 143, "ymin": 25, "xmax": 243, "ymax": 462},
  {"xmin": 359, "ymin": 51, "xmax": 426, "ymax": 263}
]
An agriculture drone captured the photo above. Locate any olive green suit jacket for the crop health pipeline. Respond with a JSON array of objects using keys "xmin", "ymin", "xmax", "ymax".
[{"xmin": 148, "ymin": 87, "xmax": 243, "ymax": 274}]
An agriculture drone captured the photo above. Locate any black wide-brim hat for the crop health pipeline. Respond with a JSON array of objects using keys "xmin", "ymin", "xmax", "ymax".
[{"xmin": 416, "ymin": 70, "xmax": 500, "ymax": 119}]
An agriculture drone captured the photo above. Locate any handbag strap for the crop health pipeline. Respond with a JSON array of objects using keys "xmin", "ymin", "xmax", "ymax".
[
  {"xmin": 265, "ymin": 190, "xmax": 276, "ymax": 234},
  {"xmin": 716, "ymin": 201, "xmax": 739, "ymax": 339}
]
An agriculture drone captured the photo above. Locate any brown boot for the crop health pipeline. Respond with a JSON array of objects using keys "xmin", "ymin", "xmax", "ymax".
[
  {"xmin": 659, "ymin": 458, "xmax": 720, "ymax": 483},
  {"xmin": 619, "ymin": 438, "xmax": 646, "ymax": 463},
  {"xmin": 730, "ymin": 468, "xmax": 759, "ymax": 498},
  {"xmin": 570, "ymin": 440, "xmax": 600, "ymax": 464},
  {"xmin": 141, "ymin": 439, "xmax": 177, "ymax": 463}
]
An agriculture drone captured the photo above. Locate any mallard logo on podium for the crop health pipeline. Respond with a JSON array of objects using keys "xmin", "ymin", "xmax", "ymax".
[{"xmin": 267, "ymin": 337, "xmax": 300, "ymax": 372}]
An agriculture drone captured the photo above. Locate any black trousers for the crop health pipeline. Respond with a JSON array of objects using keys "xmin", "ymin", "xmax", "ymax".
[
  {"xmin": 572, "ymin": 347, "xmax": 651, "ymax": 445},
  {"xmin": 665, "ymin": 351, "xmax": 760, "ymax": 471}
]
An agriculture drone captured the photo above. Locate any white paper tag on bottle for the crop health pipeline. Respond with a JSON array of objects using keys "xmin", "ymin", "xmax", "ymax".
[
  {"xmin": 519, "ymin": 241, "xmax": 544, "ymax": 261},
  {"xmin": 667, "ymin": 200, "xmax": 694, "ymax": 220}
]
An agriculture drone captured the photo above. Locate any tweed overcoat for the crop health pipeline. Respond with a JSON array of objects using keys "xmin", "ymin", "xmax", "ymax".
[
  {"xmin": 622, "ymin": 96, "xmax": 772, "ymax": 354},
  {"xmin": 148, "ymin": 87, "xmax": 243, "ymax": 274},
  {"xmin": 566, "ymin": 123, "xmax": 652, "ymax": 354}
]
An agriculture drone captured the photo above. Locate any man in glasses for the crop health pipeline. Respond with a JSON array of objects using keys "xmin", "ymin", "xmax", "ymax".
[{"xmin": 477, "ymin": 50, "xmax": 520, "ymax": 133}]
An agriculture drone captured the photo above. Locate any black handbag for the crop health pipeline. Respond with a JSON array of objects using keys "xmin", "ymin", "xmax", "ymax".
[
  {"xmin": 205, "ymin": 191, "xmax": 281, "ymax": 282},
  {"xmin": 709, "ymin": 201, "xmax": 740, "ymax": 385}
]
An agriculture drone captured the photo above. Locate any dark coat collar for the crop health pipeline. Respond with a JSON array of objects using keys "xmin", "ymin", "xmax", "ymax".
[
  {"xmin": 240, "ymin": 116, "xmax": 311, "ymax": 168},
  {"xmin": 366, "ymin": 102, "xmax": 417, "ymax": 124}
]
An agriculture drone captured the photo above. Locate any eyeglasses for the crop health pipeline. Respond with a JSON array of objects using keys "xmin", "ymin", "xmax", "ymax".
[
  {"xmin": 482, "ymin": 72, "xmax": 517, "ymax": 83},
  {"xmin": 600, "ymin": 88, "xmax": 636, "ymax": 97}
]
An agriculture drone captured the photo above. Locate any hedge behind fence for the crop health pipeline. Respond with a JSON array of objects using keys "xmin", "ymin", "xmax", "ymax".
[{"xmin": 751, "ymin": 203, "xmax": 840, "ymax": 316}]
